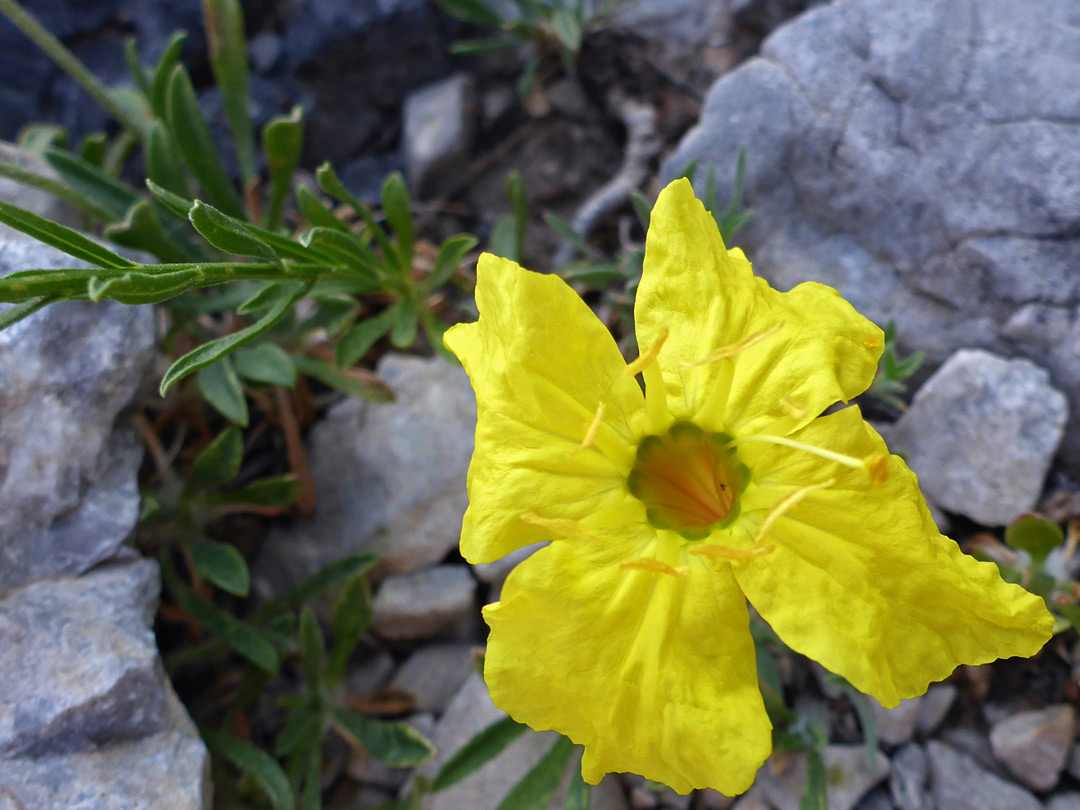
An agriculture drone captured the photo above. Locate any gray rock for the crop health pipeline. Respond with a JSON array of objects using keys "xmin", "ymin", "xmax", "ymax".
[
  {"xmin": 371, "ymin": 565, "xmax": 476, "ymax": 642},
  {"xmin": 403, "ymin": 74, "xmax": 476, "ymax": 195},
  {"xmin": 0, "ymin": 234, "xmax": 155, "ymax": 597},
  {"xmin": 937, "ymin": 727, "xmax": 998, "ymax": 774},
  {"xmin": 346, "ymin": 649, "xmax": 397, "ymax": 696},
  {"xmin": 873, "ymin": 696, "xmax": 922, "ymax": 747},
  {"xmin": 472, "ymin": 542, "xmax": 546, "ymax": 592},
  {"xmin": 927, "ymin": 740, "xmax": 1040, "ymax": 810},
  {"xmin": 0, "ymin": 560, "xmax": 164, "ymax": 757},
  {"xmin": 989, "ymin": 704, "xmax": 1075, "ymax": 791},
  {"xmin": 390, "ymin": 643, "xmax": 478, "ymax": 713},
  {"xmin": 757, "ymin": 746, "xmax": 890, "ymax": 810},
  {"xmin": 256, "ymin": 353, "xmax": 476, "ymax": 597},
  {"xmin": 613, "ymin": 0, "xmax": 727, "ymax": 49},
  {"xmin": 730, "ymin": 787, "xmax": 769, "ymax": 810},
  {"xmin": 855, "ymin": 788, "xmax": 894, "ymax": 810},
  {"xmin": 661, "ymin": 0, "xmax": 1080, "ymax": 468},
  {"xmin": 1048, "ymin": 794, "xmax": 1080, "ymax": 810},
  {"xmin": 412, "ymin": 673, "xmax": 629, "ymax": 810},
  {"xmin": 890, "ymin": 350, "xmax": 1066, "ymax": 525},
  {"xmin": 0, "ymin": 142, "xmax": 77, "ymax": 234},
  {"xmin": 889, "ymin": 744, "xmax": 930, "ymax": 810},
  {"xmin": 915, "ymin": 684, "xmax": 957, "ymax": 735},
  {"xmin": 0, "ymin": 685, "xmax": 211, "ymax": 810}
]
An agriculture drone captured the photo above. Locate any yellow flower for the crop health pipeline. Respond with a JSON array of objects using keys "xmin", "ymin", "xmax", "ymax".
[{"xmin": 444, "ymin": 178, "xmax": 1052, "ymax": 795}]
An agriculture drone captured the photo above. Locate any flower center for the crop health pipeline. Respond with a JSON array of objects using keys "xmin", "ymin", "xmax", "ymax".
[{"xmin": 627, "ymin": 422, "xmax": 747, "ymax": 539}]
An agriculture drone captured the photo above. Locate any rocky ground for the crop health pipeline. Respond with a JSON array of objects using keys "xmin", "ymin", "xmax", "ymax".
[{"xmin": 2, "ymin": 0, "xmax": 1080, "ymax": 808}]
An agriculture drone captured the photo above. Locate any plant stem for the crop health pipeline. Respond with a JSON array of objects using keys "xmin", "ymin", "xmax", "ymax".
[{"xmin": 0, "ymin": 0, "xmax": 146, "ymax": 136}]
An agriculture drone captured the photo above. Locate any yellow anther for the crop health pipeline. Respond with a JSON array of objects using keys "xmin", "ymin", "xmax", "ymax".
[
  {"xmin": 863, "ymin": 333, "xmax": 883, "ymax": 349},
  {"xmin": 681, "ymin": 323, "xmax": 784, "ymax": 369},
  {"xmin": 624, "ymin": 329, "xmax": 669, "ymax": 377},
  {"xmin": 755, "ymin": 479, "xmax": 835, "ymax": 544},
  {"xmin": 689, "ymin": 543, "xmax": 775, "ymax": 563},
  {"xmin": 620, "ymin": 558, "xmax": 687, "ymax": 577},
  {"xmin": 520, "ymin": 513, "xmax": 601, "ymax": 544},
  {"xmin": 864, "ymin": 452, "xmax": 890, "ymax": 487},
  {"xmin": 779, "ymin": 396, "xmax": 808, "ymax": 420},
  {"xmin": 570, "ymin": 401, "xmax": 606, "ymax": 457}
]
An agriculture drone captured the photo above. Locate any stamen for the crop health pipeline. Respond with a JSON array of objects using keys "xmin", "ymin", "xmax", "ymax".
[
  {"xmin": 680, "ymin": 323, "xmax": 783, "ymax": 369},
  {"xmin": 779, "ymin": 397, "xmax": 807, "ymax": 420},
  {"xmin": 620, "ymin": 558, "xmax": 687, "ymax": 577},
  {"xmin": 570, "ymin": 401, "xmax": 606, "ymax": 457},
  {"xmin": 689, "ymin": 543, "xmax": 775, "ymax": 562},
  {"xmin": 520, "ymin": 513, "xmax": 601, "ymax": 544},
  {"xmin": 728, "ymin": 434, "xmax": 889, "ymax": 485},
  {"xmin": 624, "ymin": 329, "xmax": 669, "ymax": 377},
  {"xmin": 754, "ymin": 479, "xmax": 835, "ymax": 544}
]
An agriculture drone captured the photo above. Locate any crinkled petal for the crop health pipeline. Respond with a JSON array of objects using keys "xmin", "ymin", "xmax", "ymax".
[
  {"xmin": 445, "ymin": 254, "xmax": 644, "ymax": 563},
  {"xmin": 733, "ymin": 406, "xmax": 1054, "ymax": 707},
  {"xmin": 635, "ymin": 178, "xmax": 883, "ymax": 436},
  {"xmin": 483, "ymin": 529, "xmax": 772, "ymax": 795}
]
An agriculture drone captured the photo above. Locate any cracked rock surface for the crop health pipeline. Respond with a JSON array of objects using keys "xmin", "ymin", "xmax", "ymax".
[{"xmin": 662, "ymin": 0, "xmax": 1080, "ymax": 464}]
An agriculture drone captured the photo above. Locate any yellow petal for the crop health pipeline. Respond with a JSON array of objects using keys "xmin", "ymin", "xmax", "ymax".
[
  {"xmin": 483, "ymin": 533, "xmax": 772, "ymax": 795},
  {"xmin": 445, "ymin": 254, "xmax": 645, "ymax": 563},
  {"xmin": 733, "ymin": 405, "xmax": 1054, "ymax": 707},
  {"xmin": 634, "ymin": 178, "xmax": 883, "ymax": 436}
]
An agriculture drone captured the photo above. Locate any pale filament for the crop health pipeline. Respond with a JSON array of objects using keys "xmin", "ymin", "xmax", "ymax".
[
  {"xmin": 520, "ymin": 513, "xmax": 602, "ymax": 544},
  {"xmin": 620, "ymin": 558, "xmax": 687, "ymax": 578},
  {"xmin": 570, "ymin": 401, "xmax": 607, "ymax": 457},
  {"xmin": 727, "ymin": 434, "xmax": 889, "ymax": 486},
  {"xmin": 680, "ymin": 323, "xmax": 784, "ymax": 369},
  {"xmin": 624, "ymin": 329, "xmax": 669, "ymax": 378}
]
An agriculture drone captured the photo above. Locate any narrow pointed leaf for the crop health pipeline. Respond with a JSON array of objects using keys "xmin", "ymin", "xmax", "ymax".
[
  {"xmin": 296, "ymin": 183, "xmax": 349, "ymax": 232},
  {"xmin": 105, "ymin": 199, "xmax": 192, "ymax": 263},
  {"xmin": 197, "ymin": 357, "xmax": 249, "ymax": 426},
  {"xmin": 299, "ymin": 606, "xmax": 325, "ymax": 690},
  {"xmin": 209, "ymin": 475, "xmax": 303, "ymax": 509},
  {"xmin": 0, "ymin": 199, "xmax": 134, "ymax": 268},
  {"xmin": 327, "ymin": 575, "xmax": 372, "ymax": 683},
  {"xmin": 496, "ymin": 736, "xmax": 575, "ymax": 810},
  {"xmin": 293, "ymin": 354, "xmax": 395, "ymax": 402},
  {"xmin": 202, "ymin": 0, "xmax": 256, "ymax": 184},
  {"xmin": 166, "ymin": 64, "xmax": 244, "ymax": 217},
  {"xmin": 436, "ymin": 0, "xmax": 504, "ymax": 26},
  {"xmin": 422, "ymin": 233, "xmax": 477, "ymax": 294},
  {"xmin": 253, "ymin": 554, "xmax": 379, "ymax": 622},
  {"xmin": 389, "ymin": 297, "xmax": 418, "ymax": 348},
  {"xmin": 44, "ymin": 147, "xmax": 140, "ymax": 220},
  {"xmin": 263, "ymin": 106, "xmax": 305, "ymax": 229},
  {"xmin": 151, "ymin": 31, "xmax": 187, "ymax": 118},
  {"xmin": 147, "ymin": 121, "xmax": 192, "ymax": 198},
  {"xmin": 191, "ymin": 425, "xmax": 244, "ymax": 486},
  {"xmin": 146, "ymin": 178, "xmax": 195, "ymax": 219},
  {"xmin": 380, "ymin": 171, "xmax": 414, "ymax": 270},
  {"xmin": 192, "ymin": 539, "xmax": 250, "ymax": 596},
  {"xmin": 336, "ymin": 306, "xmax": 398, "ymax": 367},
  {"xmin": 329, "ymin": 707, "xmax": 436, "ymax": 767},
  {"xmin": 232, "ymin": 343, "xmax": 297, "ymax": 387},
  {"xmin": 431, "ymin": 716, "xmax": 529, "ymax": 791},
  {"xmin": 315, "ymin": 162, "xmax": 400, "ymax": 273},
  {"xmin": 190, "ymin": 199, "xmax": 283, "ymax": 267},
  {"xmin": 0, "ymin": 297, "xmax": 49, "ymax": 332},
  {"xmin": 203, "ymin": 729, "xmax": 293, "ymax": 810},
  {"xmin": 564, "ymin": 760, "xmax": 590, "ymax": 810}
]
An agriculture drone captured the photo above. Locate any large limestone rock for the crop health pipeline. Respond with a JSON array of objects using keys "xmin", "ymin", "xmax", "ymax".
[
  {"xmin": 662, "ymin": 0, "xmax": 1080, "ymax": 464},
  {"xmin": 256, "ymin": 353, "xmax": 476, "ymax": 596}
]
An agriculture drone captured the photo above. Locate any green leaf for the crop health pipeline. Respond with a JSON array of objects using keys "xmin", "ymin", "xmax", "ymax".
[
  {"xmin": 190, "ymin": 200, "xmax": 283, "ymax": 267},
  {"xmin": 151, "ymin": 31, "xmax": 188, "ymax": 118},
  {"xmin": 263, "ymin": 106, "xmax": 305, "ymax": 229},
  {"xmin": 85, "ymin": 268, "xmax": 200, "ymax": 305},
  {"xmin": 329, "ymin": 707, "xmax": 436, "ymax": 767},
  {"xmin": 550, "ymin": 9, "xmax": 582, "ymax": 53},
  {"xmin": 432, "ymin": 716, "xmax": 529, "ymax": 791},
  {"xmin": 299, "ymin": 606, "xmax": 325, "ymax": 691},
  {"xmin": 422, "ymin": 234, "xmax": 477, "ymax": 294},
  {"xmin": 327, "ymin": 575, "xmax": 373, "ymax": 683},
  {"xmin": 296, "ymin": 183, "xmax": 349, "ymax": 232},
  {"xmin": 450, "ymin": 38, "xmax": 518, "ymax": 54},
  {"xmin": 0, "ymin": 199, "xmax": 135, "ymax": 269},
  {"xmin": 418, "ymin": 306, "xmax": 456, "ymax": 364},
  {"xmin": 296, "ymin": 296, "xmax": 358, "ymax": 337},
  {"xmin": 337, "ymin": 307, "xmax": 397, "ymax": 367},
  {"xmin": 147, "ymin": 121, "xmax": 192, "ymax": 199},
  {"xmin": 203, "ymin": 729, "xmax": 293, "ymax": 810},
  {"xmin": 146, "ymin": 178, "xmax": 195, "ymax": 219},
  {"xmin": 17, "ymin": 123, "xmax": 66, "ymax": 154},
  {"xmin": 560, "ymin": 262, "xmax": 626, "ymax": 287},
  {"xmin": 800, "ymin": 748, "xmax": 828, "ymax": 810},
  {"xmin": 210, "ymin": 475, "xmax": 303, "ymax": 509},
  {"xmin": 160, "ymin": 550, "xmax": 279, "ymax": 672},
  {"xmin": 436, "ymin": 0, "xmax": 504, "ymax": 25},
  {"xmin": 1005, "ymin": 513, "xmax": 1064, "ymax": 566},
  {"xmin": 232, "ymin": 343, "xmax": 298, "ymax": 387},
  {"xmin": 544, "ymin": 212, "xmax": 597, "ymax": 259},
  {"xmin": 192, "ymin": 539, "xmax": 251, "ymax": 596},
  {"xmin": 315, "ymin": 162, "xmax": 401, "ymax": 275},
  {"xmin": 301, "ymin": 745, "xmax": 322, "ymax": 810},
  {"xmin": 79, "ymin": 131, "xmax": 107, "ymax": 167},
  {"xmin": 276, "ymin": 705, "xmax": 324, "ymax": 757},
  {"xmin": 252, "ymin": 553, "xmax": 379, "ymax": 622},
  {"xmin": 202, "ymin": 0, "xmax": 257, "ymax": 184},
  {"xmin": 0, "ymin": 297, "xmax": 50, "ymax": 333},
  {"xmin": 381, "ymin": 171, "xmax": 414, "ymax": 271},
  {"xmin": 489, "ymin": 215, "xmax": 520, "ymax": 262},
  {"xmin": 390, "ymin": 297, "xmax": 418, "ymax": 348},
  {"xmin": 630, "ymin": 191, "xmax": 651, "ymax": 232},
  {"xmin": 44, "ymin": 147, "xmax": 140, "ymax": 220},
  {"xmin": 293, "ymin": 354, "xmax": 395, "ymax": 402},
  {"xmin": 123, "ymin": 36, "xmax": 153, "ymax": 101},
  {"xmin": 496, "ymin": 736, "xmax": 574, "ymax": 810},
  {"xmin": 301, "ymin": 227, "xmax": 381, "ymax": 279},
  {"xmin": 191, "ymin": 425, "xmax": 244, "ymax": 486},
  {"xmin": 563, "ymin": 759, "xmax": 590, "ymax": 810},
  {"xmin": 160, "ymin": 283, "xmax": 309, "ymax": 394},
  {"xmin": 104, "ymin": 199, "xmax": 191, "ymax": 263},
  {"xmin": 197, "ymin": 357, "xmax": 250, "ymax": 426},
  {"xmin": 166, "ymin": 64, "xmax": 244, "ymax": 217},
  {"xmin": 237, "ymin": 282, "xmax": 296, "ymax": 314}
]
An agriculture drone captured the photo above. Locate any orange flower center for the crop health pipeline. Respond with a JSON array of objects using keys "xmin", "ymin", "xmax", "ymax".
[{"xmin": 627, "ymin": 422, "xmax": 746, "ymax": 539}]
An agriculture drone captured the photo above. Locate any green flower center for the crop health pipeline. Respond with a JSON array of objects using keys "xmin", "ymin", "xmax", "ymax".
[{"xmin": 627, "ymin": 422, "xmax": 747, "ymax": 540}]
